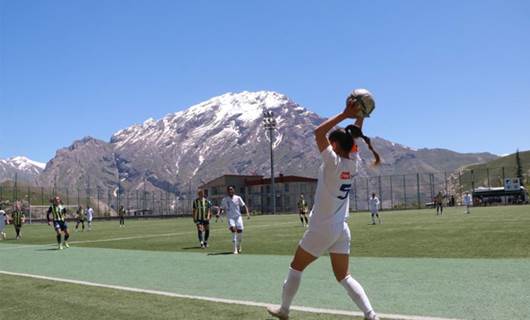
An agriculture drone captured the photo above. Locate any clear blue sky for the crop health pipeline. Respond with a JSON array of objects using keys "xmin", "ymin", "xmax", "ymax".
[{"xmin": 1, "ymin": 0, "xmax": 529, "ymax": 163}]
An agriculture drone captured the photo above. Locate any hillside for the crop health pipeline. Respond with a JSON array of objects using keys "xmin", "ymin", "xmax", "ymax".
[{"xmin": 456, "ymin": 150, "xmax": 530, "ymax": 190}]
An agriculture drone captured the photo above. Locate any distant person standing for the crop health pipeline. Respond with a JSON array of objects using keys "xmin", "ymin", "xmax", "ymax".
[
  {"xmin": 0, "ymin": 209, "xmax": 7, "ymax": 240},
  {"xmin": 435, "ymin": 192, "xmax": 444, "ymax": 216},
  {"xmin": 87, "ymin": 206, "xmax": 94, "ymax": 230},
  {"xmin": 75, "ymin": 206, "xmax": 86, "ymax": 232},
  {"xmin": 220, "ymin": 185, "xmax": 250, "ymax": 254},
  {"xmin": 297, "ymin": 194, "xmax": 309, "ymax": 227},
  {"xmin": 212, "ymin": 204, "xmax": 222, "ymax": 223},
  {"xmin": 463, "ymin": 192, "xmax": 472, "ymax": 214},
  {"xmin": 12, "ymin": 202, "xmax": 26, "ymax": 240},
  {"xmin": 118, "ymin": 205, "xmax": 126, "ymax": 227},
  {"xmin": 369, "ymin": 193, "xmax": 381, "ymax": 225},
  {"xmin": 192, "ymin": 189, "xmax": 212, "ymax": 248}
]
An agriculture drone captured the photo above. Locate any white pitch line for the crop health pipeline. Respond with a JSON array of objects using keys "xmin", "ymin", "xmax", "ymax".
[{"xmin": 0, "ymin": 270, "xmax": 461, "ymax": 320}]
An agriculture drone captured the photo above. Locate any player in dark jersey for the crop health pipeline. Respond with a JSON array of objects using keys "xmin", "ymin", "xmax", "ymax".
[
  {"xmin": 192, "ymin": 189, "xmax": 212, "ymax": 248},
  {"xmin": 47, "ymin": 196, "xmax": 70, "ymax": 250},
  {"xmin": 118, "ymin": 205, "xmax": 126, "ymax": 227},
  {"xmin": 297, "ymin": 194, "xmax": 309, "ymax": 227},
  {"xmin": 75, "ymin": 205, "xmax": 86, "ymax": 232},
  {"xmin": 11, "ymin": 202, "xmax": 25, "ymax": 240}
]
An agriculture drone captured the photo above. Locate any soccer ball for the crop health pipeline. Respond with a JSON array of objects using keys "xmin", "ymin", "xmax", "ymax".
[{"xmin": 347, "ymin": 88, "xmax": 375, "ymax": 118}]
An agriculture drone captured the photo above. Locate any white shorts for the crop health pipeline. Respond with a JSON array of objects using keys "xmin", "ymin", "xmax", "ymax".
[
  {"xmin": 228, "ymin": 216, "xmax": 244, "ymax": 231},
  {"xmin": 299, "ymin": 222, "xmax": 351, "ymax": 257}
]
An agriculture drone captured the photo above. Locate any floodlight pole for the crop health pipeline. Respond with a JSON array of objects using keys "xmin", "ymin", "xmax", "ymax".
[{"xmin": 263, "ymin": 111, "xmax": 277, "ymax": 214}]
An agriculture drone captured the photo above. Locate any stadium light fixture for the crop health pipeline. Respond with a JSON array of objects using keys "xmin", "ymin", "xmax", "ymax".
[{"xmin": 263, "ymin": 110, "xmax": 277, "ymax": 214}]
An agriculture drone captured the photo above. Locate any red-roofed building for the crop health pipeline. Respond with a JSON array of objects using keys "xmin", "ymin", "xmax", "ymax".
[{"xmin": 199, "ymin": 174, "xmax": 317, "ymax": 213}]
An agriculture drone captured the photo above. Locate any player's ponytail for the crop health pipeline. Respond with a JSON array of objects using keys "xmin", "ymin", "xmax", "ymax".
[{"xmin": 345, "ymin": 125, "xmax": 381, "ymax": 166}]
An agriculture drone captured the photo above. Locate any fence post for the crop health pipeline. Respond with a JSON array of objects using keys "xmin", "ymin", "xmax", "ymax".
[
  {"xmin": 502, "ymin": 167, "xmax": 505, "ymax": 184},
  {"xmin": 365, "ymin": 178, "xmax": 369, "ymax": 211},
  {"xmin": 471, "ymin": 170, "xmax": 475, "ymax": 192},
  {"xmin": 430, "ymin": 173, "xmax": 435, "ymax": 201},
  {"xmin": 444, "ymin": 171, "xmax": 448, "ymax": 195},
  {"xmin": 97, "ymin": 187, "xmax": 100, "ymax": 216},
  {"xmin": 378, "ymin": 176, "xmax": 383, "ymax": 210},
  {"xmin": 27, "ymin": 185, "xmax": 31, "ymax": 224},
  {"xmin": 402, "ymin": 175, "xmax": 407, "ymax": 208},
  {"xmin": 416, "ymin": 173, "xmax": 421, "ymax": 209},
  {"xmin": 389, "ymin": 175, "xmax": 394, "ymax": 209}
]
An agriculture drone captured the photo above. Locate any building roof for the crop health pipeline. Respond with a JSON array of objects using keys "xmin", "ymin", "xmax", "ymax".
[
  {"xmin": 245, "ymin": 175, "xmax": 317, "ymax": 186},
  {"xmin": 200, "ymin": 174, "xmax": 317, "ymax": 188}
]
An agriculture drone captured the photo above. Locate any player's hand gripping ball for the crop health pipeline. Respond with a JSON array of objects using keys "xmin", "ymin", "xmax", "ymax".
[{"xmin": 346, "ymin": 89, "xmax": 375, "ymax": 118}]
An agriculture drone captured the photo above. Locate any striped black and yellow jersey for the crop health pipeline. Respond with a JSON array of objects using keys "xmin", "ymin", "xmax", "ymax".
[
  {"xmin": 12, "ymin": 210, "xmax": 25, "ymax": 225},
  {"xmin": 193, "ymin": 198, "xmax": 211, "ymax": 221},
  {"xmin": 77, "ymin": 208, "xmax": 85, "ymax": 219},
  {"xmin": 297, "ymin": 199, "xmax": 308, "ymax": 210},
  {"xmin": 47, "ymin": 205, "xmax": 66, "ymax": 222}
]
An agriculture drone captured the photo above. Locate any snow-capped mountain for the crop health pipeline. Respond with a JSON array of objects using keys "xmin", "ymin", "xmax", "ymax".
[
  {"xmin": 37, "ymin": 91, "xmax": 497, "ymax": 194},
  {"xmin": 109, "ymin": 91, "xmax": 323, "ymax": 192},
  {"xmin": 0, "ymin": 156, "xmax": 45, "ymax": 183}
]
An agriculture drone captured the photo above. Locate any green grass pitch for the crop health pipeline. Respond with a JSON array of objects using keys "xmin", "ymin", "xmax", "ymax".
[{"xmin": 1, "ymin": 205, "xmax": 529, "ymax": 320}]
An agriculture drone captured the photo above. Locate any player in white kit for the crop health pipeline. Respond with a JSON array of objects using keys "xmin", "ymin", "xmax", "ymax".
[
  {"xmin": 369, "ymin": 193, "xmax": 381, "ymax": 225},
  {"xmin": 463, "ymin": 192, "xmax": 472, "ymax": 214},
  {"xmin": 220, "ymin": 186, "xmax": 250, "ymax": 254},
  {"xmin": 267, "ymin": 99, "xmax": 381, "ymax": 320},
  {"xmin": 86, "ymin": 206, "xmax": 94, "ymax": 231},
  {"xmin": 0, "ymin": 209, "xmax": 7, "ymax": 240}
]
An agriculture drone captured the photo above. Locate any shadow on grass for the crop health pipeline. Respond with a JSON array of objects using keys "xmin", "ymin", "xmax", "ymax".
[{"xmin": 207, "ymin": 251, "xmax": 234, "ymax": 256}]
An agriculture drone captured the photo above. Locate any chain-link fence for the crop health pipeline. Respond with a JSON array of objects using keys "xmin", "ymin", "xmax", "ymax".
[
  {"xmin": 0, "ymin": 180, "xmax": 193, "ymax": 222},
  {"xmin": 0, "ymin": 166, "xmax": 528, "ymax": 220}
]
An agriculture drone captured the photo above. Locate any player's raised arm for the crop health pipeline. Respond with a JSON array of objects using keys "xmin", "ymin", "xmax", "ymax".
[{"xmin": 314, "ymin": 101, "xmax": 361, "ymax": 153}]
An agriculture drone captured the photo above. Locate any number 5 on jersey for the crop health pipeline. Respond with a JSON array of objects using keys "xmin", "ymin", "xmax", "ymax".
[{"xmin": 338, "ymin": 184, "xmax": 352, "ymax": 200}]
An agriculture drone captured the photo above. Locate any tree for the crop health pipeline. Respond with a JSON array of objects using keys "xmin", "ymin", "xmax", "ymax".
[{"xmin": 515, "ymin": 149, "xmax": 524, "ymax": 186}]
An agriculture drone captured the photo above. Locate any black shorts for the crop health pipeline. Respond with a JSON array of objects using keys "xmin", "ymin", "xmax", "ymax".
[
  {"xmin": 196, "ymin": 220, "xmax": 210, "ymax": 226},
  {"xmin": 54, "ymin": 220, "xmax": 68, "ymax": 231},
  {"xmin": 299, "ymin": 210, "xmax": 307, "ymax": 215}
]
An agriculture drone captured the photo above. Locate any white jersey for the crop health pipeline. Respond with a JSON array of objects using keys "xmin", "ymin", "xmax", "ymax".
[
  {"xmin": 463, "ymin": 194, "xmax": 472, "ymax": 206},
  {"xmin": 0, "ymin": 210, "xmax": 5, "ymax": 230},
  {"xmin": 309, "ymin": 146, "xmax": 357, "ymax": 228},
  {"xmin": 369, "ymin": 197, "xmax": 380, "ymax": 211},
  {"xmin": 221, "ymin": 195, "xmax": 246, "ymax": 219},
  {"xmin": 87, "ymin": 208, "xmax": 94, "ymax": 221}
]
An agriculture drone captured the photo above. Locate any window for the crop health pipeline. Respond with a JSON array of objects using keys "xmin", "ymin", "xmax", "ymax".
[{"xmin": 284, "ymin": 183, "xmax": 289, "ymax": 192}]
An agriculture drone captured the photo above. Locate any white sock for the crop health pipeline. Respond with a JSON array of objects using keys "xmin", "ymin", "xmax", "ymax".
[
  {"xmin": 280, "ymin": 267, "xmax": 303, "ymax": 312},
  {"xmin": 340, "ymin": 275, "xmax": 374, "ymax": 316},
  {"xmin": 232, "ymin": 233, "xmax": 237, "ymax": 251},
  {"xmin": 236, "ymin": 233, "xmax": 242, "ymax": 246}
]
